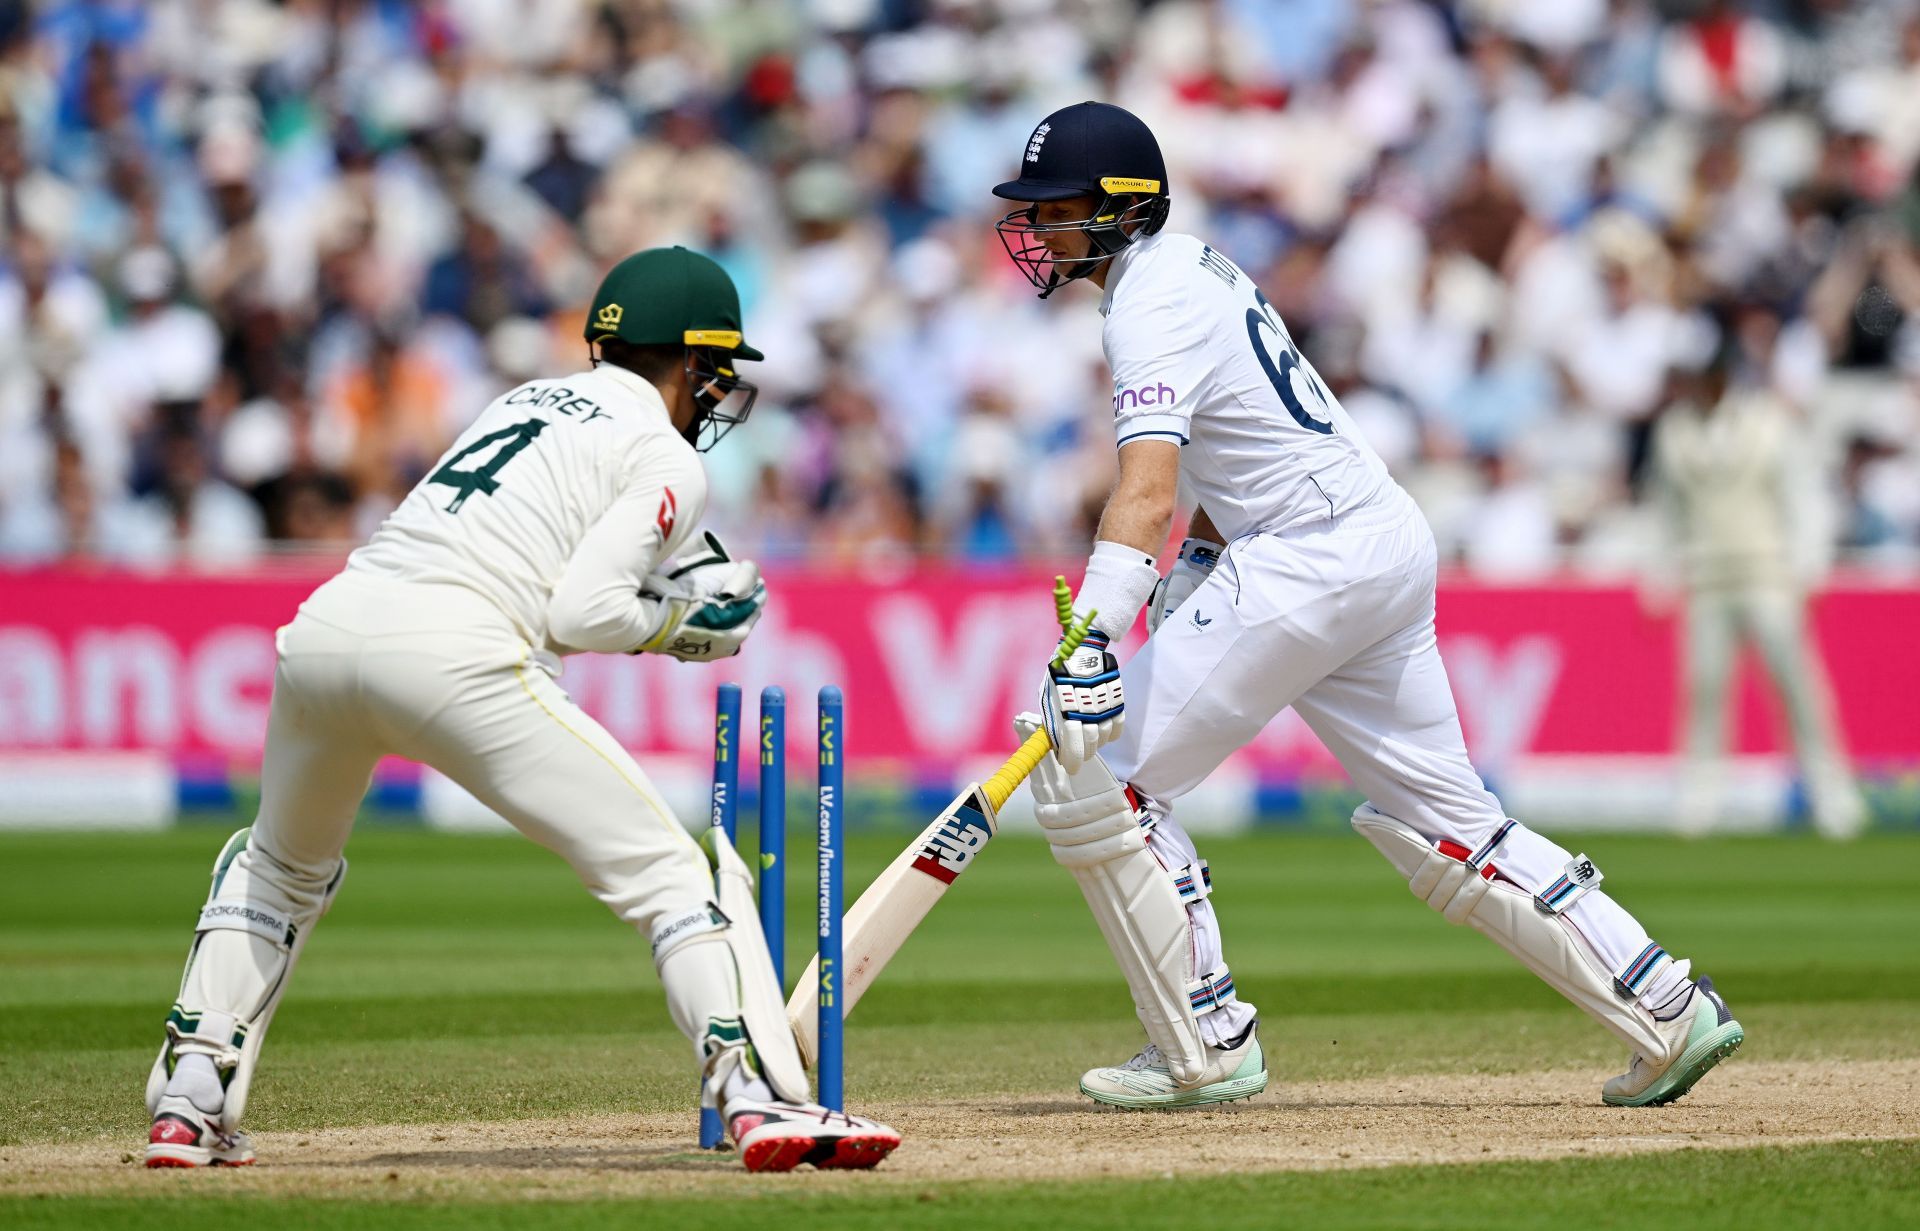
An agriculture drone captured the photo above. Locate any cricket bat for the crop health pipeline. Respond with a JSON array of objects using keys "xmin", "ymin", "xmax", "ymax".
[
  {"xmin": 783, "ymin": 577, "xmax": 1095, "ymax": 1066},
  {"xmin": 784, "ymin": 725, "xmax": 1053, "ymax": 1066}
]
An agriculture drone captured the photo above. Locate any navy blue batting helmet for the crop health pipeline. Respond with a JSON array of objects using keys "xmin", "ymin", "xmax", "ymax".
[{"xmin": 993, "ymin": 101, "xmax": 1171, "ymax": 298}]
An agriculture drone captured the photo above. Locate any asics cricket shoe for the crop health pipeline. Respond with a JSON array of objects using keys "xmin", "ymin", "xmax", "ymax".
[
  {"xmin": 1080, "ymin": 1022, "xmax": 1268, "ymax": 1109},
  {"xmin": 1603, "ymin": 975, "xmax": 1745, "ymax": 1107},
  {"xmin": 725, "ymin": 1099, "xmax": 901, "ymax": 1172},
  {"xmin": 145, "ymin": 1094, "xmax": 255, "ymax": 1168}
]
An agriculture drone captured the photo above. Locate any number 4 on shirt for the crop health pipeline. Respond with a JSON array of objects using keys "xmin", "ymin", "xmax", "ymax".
[{"xmin": 428, "ymin": 418, "xmax": 548, "ymax": 512}]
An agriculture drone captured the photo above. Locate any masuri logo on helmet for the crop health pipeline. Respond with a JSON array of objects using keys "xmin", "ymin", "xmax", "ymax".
[
  {"xmin": 586, "ymin": 246, "xmax": 763, "ymax": 452},
  {"xmin": 993, "ymin": 102, "xmax": 1171, "ymax": 299}
]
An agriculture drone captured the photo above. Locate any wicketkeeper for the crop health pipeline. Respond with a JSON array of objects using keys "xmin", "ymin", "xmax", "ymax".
[{"xmin": 143, "ymin": 248, "xmax": 899, "ymax": 1173}]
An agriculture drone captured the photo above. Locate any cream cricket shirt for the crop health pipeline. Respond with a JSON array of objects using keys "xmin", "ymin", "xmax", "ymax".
[
  {"xmin": 1100, "ymin": 231, "xmax": 1408, "ymax": 539},
  {"xmin": 1650, "ymin": 390, "xmax": 1822, "ymax": 591},
  {"xmin": 345, "ymin": 364, "xmax": 708, "ymax": 656}
]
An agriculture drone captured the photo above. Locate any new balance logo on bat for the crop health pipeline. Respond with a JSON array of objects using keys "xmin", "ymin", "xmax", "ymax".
[{"xmin": 911, "ymin": 803, "xmax": 994, "ymax": 884}]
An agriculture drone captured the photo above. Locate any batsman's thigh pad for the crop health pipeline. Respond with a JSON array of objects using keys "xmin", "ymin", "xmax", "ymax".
[
  {"xmin": 1026, "ymin": 731, "xmax": 1234, "ymax": 1085},
  {"xmin": 1351, "ymin": 805, "xmax": 1672, "ymax": 1058},
  {"xmin": 147, "ymin": 828, "xmax": 346, "ymax": 1126},
  {"xmin": 653, "ymin": 828, "xmax": 808, "ymax": 1104}
]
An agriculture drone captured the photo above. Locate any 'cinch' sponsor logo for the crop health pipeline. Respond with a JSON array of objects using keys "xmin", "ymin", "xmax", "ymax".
[{"xmin": 1113, "ymin": 383, "xmax": 1176, "ymax": 413}]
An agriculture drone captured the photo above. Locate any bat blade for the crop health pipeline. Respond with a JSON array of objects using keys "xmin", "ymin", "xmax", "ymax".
[{"xmin": 785, "ymin": 784, "xmax": 999, "ymax": 1066}]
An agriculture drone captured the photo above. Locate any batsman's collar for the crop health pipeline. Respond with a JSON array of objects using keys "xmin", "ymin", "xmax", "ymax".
[{"xmin": 1099, "ymin": 227, "xmax": 1164, "ymax": 317}]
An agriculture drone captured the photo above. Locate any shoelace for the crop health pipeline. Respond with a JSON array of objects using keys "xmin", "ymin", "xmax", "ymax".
[{"xmin": 1121, "ymin": 1044, "xmax": 1166, "ymax": 1072}]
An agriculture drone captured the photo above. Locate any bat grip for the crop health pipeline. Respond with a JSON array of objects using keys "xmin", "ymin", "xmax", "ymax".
[{"xmin": 984, "ymin": 727, "xmax": 1053, "ymax": 812}]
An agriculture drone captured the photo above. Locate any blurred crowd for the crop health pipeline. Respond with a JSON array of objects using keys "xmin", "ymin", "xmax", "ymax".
[{"xmin": 4, "ymin": 0, "xmax": 1920, "ymax": 575}]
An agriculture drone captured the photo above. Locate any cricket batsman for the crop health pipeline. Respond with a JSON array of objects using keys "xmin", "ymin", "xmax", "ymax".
[
  {"xmin": 143, "ymin": 247, "xmax": 899, "ymax": 1172},
  {"xmin": 994, "ymin": 103, "xmax": 1745, "ymax": 1110}
]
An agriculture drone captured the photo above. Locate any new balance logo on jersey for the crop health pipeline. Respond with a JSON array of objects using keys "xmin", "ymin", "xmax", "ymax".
[{"xmin": 1113, "ymin": 383, "xmax": 1176, "ymax": 412}]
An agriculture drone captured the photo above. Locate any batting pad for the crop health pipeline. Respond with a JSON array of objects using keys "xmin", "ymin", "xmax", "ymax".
[
  {"xmin": 1352, "ymin": 806, "xmax": 1671, "ymax": 1060},
  {"xmin": 667, "ymin": 825, "xmax": 809, "ymax": 1105},
  {"xmin": 146, "ymin": 827, "xmax": 346, "ymax": 1129},
  {"xmin": 1023, "ymin": 721, "xmax": 1212, "ymax": 1084}
]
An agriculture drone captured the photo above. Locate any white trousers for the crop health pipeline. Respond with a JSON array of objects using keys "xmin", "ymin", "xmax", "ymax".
[
  {"xmin": 1104, "ymin": 505, "xmax": 1690, "ymax": 1043},
  {"xmin": 169, "ymin": 572, "xmax": 727, "ymax": 1087},
  {"xmin": 255, "ymin": 573, "xmax": 714, "ymax": 934},
  {"xmin": 1679, "ymin": 582, "xmax": 1865, "ymax": 835}
]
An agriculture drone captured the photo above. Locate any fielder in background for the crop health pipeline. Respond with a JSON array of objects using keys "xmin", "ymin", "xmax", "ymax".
[
  {"xmin": 1647, "ymin": 345, "xmax": 1867, "ymax": 839},
  {"xmin": 143, "ymin": 247, "xmax": 899, "ymax": 1173},
  {"xmin": 993, "ymin": 102, "xmax": 1745, "ymax": 1111}
]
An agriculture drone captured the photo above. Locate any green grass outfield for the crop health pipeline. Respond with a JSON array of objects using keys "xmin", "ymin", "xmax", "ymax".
[
  {"xmin": 2, "ymin": 824, "xmax": 1917, "ymax": 1227},
  {"xmin": 9, "ymin": 1144, "xmax": 1920, "ymax": 1231}
]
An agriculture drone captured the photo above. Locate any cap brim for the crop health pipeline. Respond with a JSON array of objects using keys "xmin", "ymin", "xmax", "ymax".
[
  {"xmin": 992, "ymin": 178, "xmax": 1094, "ymax": 202},
  {"xmin": 733, "ymin": 342, "xmax": 764, "ymax": 362}
]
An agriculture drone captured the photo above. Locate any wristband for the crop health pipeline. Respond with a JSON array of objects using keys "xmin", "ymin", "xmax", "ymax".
[{"xmin": 1074, "ymin": 540, "xmax": 1160, "ymax": 642}]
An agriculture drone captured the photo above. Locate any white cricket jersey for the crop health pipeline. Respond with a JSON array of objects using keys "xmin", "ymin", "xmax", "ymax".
[
  {"xmin": 1101, "ymin": 230, "xmax": 1410, "ymax": 540},
  {"xmin": 343, "ymin": 364, "xmax": 708, "ymax": 655}
]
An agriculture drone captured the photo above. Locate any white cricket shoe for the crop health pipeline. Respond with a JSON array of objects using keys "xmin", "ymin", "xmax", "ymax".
[
  {"xmin": 145, "ymin": 1094, "xmax": 255, "ymax": 1168},
  {"xmin": 1602, "ymin": 976, "xmax": 1745, "ymax": 1107},
  {"xmin": 725, "ymin": 1099, "xmax": 901, "ymax": 1172},
  {"xmin": 1080, "ymin": 1023, "xmax": 1268, "ymax": 1109}
]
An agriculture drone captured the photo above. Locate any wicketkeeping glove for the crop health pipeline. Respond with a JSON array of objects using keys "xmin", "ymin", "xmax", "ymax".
[
  {"xmin": 636, "ymin": 531, "xmax": 768, "ymax": 662},
  {"xmin": 1040, "ymin": 628, "xmax": 1123, "ymax": 773},
  {"xmin": 1146, "ymin": 537, "xmax": 1222, "ymax": 634}
]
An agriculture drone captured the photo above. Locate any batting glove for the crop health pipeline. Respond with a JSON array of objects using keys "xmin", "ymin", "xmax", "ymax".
[
  {"xmin": 1146, "ymin": 537, "xmax": 1222, "ymax": 635},
  {"xmin": 1040, "ymin": 629, "xmax": 1123, "ymax": 773}
]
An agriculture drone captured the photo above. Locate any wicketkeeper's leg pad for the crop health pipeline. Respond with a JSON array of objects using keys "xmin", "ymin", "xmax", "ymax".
[
  {"xmin": 1351, "ymin": 805, "xmax": 1680, "ymax": 1059},
  {"xmin": 146, "ymin": 828, "xmax": 347, "ymax": 1128},
  {"xmin": 1020, "ymin": 717, "xmax": 1234, "ymax": 1085},
  {"xmin": 652, "ymin": 827, "xmax": 810, "ymax": 1106}
]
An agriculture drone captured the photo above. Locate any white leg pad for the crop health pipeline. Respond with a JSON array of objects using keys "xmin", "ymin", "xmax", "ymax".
[
  {"xmin": 1351, "ymin": 805, "xmax": 1669, "ymax": 1059},
  {"xmin": 653, "ymin": 827, "xmax": 809, "ymax": 1105},
  {"xmin": 1022, "ymin": 720, "xmax": 1215, "ymax": 1084},
  {"xmin": 147, "ymin": 828, "xmax": 346, "ymax": 1128}
]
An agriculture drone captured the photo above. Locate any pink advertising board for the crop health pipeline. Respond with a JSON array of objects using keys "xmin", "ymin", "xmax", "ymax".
[{"xmin": 1, "ymin": 567, "xmax": 1914, "ymax": 773}]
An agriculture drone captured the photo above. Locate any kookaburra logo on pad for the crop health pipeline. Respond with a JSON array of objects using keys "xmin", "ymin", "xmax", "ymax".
[
  {"xmin": 596, "ymin": 302, "xmax": 623, "ymax": 330},
  {"xmin": 1026, "ymin": 122, "xmax": 1051, "ymax": 163}
]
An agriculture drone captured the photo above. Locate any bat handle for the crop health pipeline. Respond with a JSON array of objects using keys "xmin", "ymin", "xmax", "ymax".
[
  {"xmin": 985, "ymin": 727, "xmax": 1053, "ymax": 812},
  {"xmin": 1049, "ymin": 576, "xmax": 1097, "ymax": 666}
]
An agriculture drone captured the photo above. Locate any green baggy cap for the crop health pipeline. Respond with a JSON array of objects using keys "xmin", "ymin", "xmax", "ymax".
[{"xmin": 585, "ymin": 246, "xmax": 764, "ymax": 361}]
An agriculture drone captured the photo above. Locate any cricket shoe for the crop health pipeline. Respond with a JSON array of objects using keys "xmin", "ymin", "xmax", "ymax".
[
  {"xmin": 1079, "ymin": 1022, "xmax": 1268, "ymax": 1109},
  {"xmin": 145, "ymin": 1094, "xmax": 255, "ymax": 1168},
  {"xmin": 726, "ymin": 1099, "xmax": 901, "ymax": 1172},
  {"xmin": 1603, "ymin": 976, "xmax": 1745, "ymax": 1107}
]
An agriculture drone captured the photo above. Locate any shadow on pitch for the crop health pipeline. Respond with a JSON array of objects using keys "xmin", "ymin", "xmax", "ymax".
[
  {"xmin": 351, "ymin": 1145, "xmax": 736, "ymax": 1172},
  {"xmin": 986, "ymin": 1100, "xmax": 1266, "ymax": 1118},
  {"xmin": 985, "ymin": 1096, "xmax": 1568, "ymax": 1117}
]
